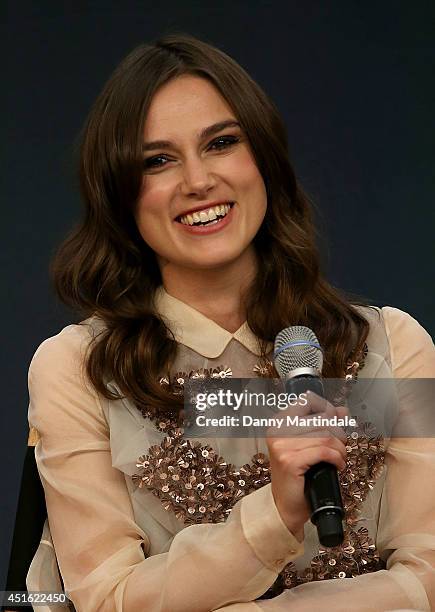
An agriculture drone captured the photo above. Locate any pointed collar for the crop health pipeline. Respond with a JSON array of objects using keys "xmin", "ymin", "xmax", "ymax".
[{"xmin": 153, "ymin": 286, "xmax": 271, "ymax": 358}]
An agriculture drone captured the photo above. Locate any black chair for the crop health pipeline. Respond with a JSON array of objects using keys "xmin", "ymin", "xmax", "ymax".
[{"xmin": 2, "ymin": 428, "xmax": 46, "ymax": 612}]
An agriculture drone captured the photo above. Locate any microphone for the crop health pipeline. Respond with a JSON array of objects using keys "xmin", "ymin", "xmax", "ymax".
[{"xmin": 274, "ymin": 325, "xmax": 344, "ymax": 547}]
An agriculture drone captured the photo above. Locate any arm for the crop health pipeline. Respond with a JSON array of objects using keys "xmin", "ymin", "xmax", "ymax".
[
  {"xmin": 239, "ymin": 307, "xmax": 435, "ymax": 612},
  {"xmin": 28, "ymin": 325, "xmax": 303, "ymax": 612}
]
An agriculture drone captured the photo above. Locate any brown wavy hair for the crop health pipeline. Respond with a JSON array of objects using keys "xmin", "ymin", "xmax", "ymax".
[{"xmin": 50, "ymin": 32, "xmax": 372, "ymax": 415}]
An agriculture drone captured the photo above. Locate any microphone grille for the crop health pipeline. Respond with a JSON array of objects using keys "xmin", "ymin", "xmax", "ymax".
[{"xmin": 274, "ymin": 326, "xmax": 323, "ymax": 376}]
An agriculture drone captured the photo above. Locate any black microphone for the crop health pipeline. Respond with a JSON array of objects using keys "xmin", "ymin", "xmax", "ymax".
[{"xmin": 273, "ymin": 325, "xmax": 344, "ymax": 547}]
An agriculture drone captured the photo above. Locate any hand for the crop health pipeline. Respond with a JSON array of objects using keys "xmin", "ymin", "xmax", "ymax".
[{"xmin": 266, "ymin": 392, "xmax": 348, "ymax": 541}]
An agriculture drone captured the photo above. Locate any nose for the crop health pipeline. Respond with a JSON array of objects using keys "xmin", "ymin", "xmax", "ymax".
[{"xmin": 180, "ymin": 155, "xmax": 216, "ymax": 197}]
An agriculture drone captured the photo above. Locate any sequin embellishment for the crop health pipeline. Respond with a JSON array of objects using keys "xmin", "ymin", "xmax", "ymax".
[
  {"xmin": 133, "ymin": 344, "xmax": 386, "ymax": 596},
  {"xmin": 133, "ymin": 431, "xmax": 270, "ymax": 524}
]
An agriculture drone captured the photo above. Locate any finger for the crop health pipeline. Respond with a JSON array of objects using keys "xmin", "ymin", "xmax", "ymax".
[
  {"xmin": 305, "ymin": 391, "xmax": 330, "ymax": 413},
  {"xmin": 336, "ymin": 405, "xmax": 350, "ymax": 419},
  {"xmin": 299, "ymin": 424, "xmax": 347, "ymax": 443},
  {"xmin": 305, "ymin": 392, "xmax": 351, "ymax": 417},
  {"xmin": 274, "ymin": 390, "xmax": 319, "ymax": 418},
  {"xmin": 294, "ymin": 446, "xmax": 347, "ymax": 475},
  {"xmin": 269, "ymin": 405, "xmax": 348, "ymax": 441},
  {"xmin": 267, "ymin": 432, "xmax": 347, "ymax": 461},
  {"xmin": 276, "ymin": 391, "xmax": 343, "ymax": 420}
]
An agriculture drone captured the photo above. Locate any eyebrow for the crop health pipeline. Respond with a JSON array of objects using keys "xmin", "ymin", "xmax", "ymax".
[{"xmin": 142, "ymin": 119, "xmax": 241, "ymax": 152}]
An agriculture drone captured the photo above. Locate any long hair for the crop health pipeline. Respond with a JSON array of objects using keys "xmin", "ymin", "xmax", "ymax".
[{"xmin": 50, "ymin": 32, "xmax": 371, "ymax": 414}]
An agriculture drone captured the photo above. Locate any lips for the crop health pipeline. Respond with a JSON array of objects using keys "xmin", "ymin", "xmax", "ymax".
[
  {"xmin": 175, "ymin": 201, "xmax": 236, "ymax": 235},
  {"xmin": 175, "ymin": 201, "xmax": 235, "ymax": 222}
]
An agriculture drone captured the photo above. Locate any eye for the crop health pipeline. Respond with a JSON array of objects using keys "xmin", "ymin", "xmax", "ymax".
[
  {"xmin": 142, "ymin": 135, "xmax": 240, "ymax": 171},
  {"xmin": 208, "ymin": 135, "xmax": 240, "ymax": 150},
  {"xmin": 142, "ymin": 155, "xmax": 170, "ymax": 170}
]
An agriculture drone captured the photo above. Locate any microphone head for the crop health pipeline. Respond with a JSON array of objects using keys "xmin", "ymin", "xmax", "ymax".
[{"xmin": 274, "ymin": 326, "xmax": 323, "ymax": 377}]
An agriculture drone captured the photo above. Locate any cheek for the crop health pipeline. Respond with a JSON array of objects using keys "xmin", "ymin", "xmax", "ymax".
[
  {"xmin": 134, "ymin": 182, "xmax": 170, "ymax": 228},
  {"xmin": 238, "ymin": 165, "xmax": 267, "ymax": 217},
  {"xmin": 230, "ymin": 151, "xmax": 266, "ymax": 202},
  {"xmin": 133, "ymin": 199, "xmax": 163, "ymax": 250}
]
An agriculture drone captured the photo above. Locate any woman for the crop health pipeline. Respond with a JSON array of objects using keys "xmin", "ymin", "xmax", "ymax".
[{"xmin": 26, "ymin": 33, "xmax": 435, "ymax": 611}]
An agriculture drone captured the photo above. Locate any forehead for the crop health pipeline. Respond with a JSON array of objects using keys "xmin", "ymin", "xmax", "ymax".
[{"xmin": 143, "ymin": 75, "xmax": 235, "ymax": 138}]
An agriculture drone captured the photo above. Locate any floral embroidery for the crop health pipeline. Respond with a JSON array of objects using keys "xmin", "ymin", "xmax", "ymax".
[
  {"xmin": 252, "ymin": 359, "xmax": 276, "ymax": 377},
  {"xmin": 275, "ymin": 420, "xmax": 385, "ymax": 593},
  {"xmin": 133, "ymin": 431, "xmax": 270, "ymax": 524},
  {"xmin": 133, "ymin": 342, "xmax": 386, "ymax": 597}
]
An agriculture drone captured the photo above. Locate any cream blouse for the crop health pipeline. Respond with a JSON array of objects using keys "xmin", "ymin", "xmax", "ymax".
[{"xmin": 26, "ymin": 288, "xmax": 435, "ymax": 612}]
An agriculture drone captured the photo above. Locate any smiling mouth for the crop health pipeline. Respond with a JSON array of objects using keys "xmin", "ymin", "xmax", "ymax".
[{"xmin": 175, "ymin": 202, "xmax": 235, "ymax": 226}]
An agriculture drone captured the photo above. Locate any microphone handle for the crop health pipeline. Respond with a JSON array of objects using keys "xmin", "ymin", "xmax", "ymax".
[{"xmin": 283, "ymin": 375, "xmax": 344, "ymax": 547}]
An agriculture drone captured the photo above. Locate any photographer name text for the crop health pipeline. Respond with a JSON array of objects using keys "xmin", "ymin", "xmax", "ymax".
[{"xmin": 195, "ymin": 414, "xmax": 357, "ymax": 428}]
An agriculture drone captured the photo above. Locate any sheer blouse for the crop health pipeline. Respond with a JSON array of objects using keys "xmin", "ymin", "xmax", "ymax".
[{"xmin": 26, "ymin": 288, "xmax": 435, "ymax": 611}]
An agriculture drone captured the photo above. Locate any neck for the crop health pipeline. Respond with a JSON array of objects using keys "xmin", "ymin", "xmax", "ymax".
[{"xmin": 158, "ymin": 248, "xmax": 257, "ymax": 333}]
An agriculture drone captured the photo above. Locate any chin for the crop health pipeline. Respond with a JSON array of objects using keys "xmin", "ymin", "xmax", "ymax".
[{"xmin": 183, "ymin": 251, "xmax": 244, "ymax": 270}]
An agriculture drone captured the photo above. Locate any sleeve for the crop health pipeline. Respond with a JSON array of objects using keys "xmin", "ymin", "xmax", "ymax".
[
  {"xmin": 231, "ymin": 307, "xmax": 435, "ymax": 612},
  {"xmin": 27, "ymin": 328, "xmax": 303, "ymax": 612}
]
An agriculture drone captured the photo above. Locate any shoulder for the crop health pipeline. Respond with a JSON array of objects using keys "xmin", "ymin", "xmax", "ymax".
[
  {"xmin": 28, "ymin": 317, "xmax": 109, "ymax": 433},
  {"xmin": 381, "ymin": 306, "xmax": 434, "ymax": 377},
  {"xmin": 380, "ymin": 305, "xmax": 432, "ymax": 340},
  {"xmin": 28, "ymin": 315, "xmax": 105, "ymax": 391},
  {"xmin": 356, "ymin": 305, "xmax": 435, "ymax": 377}
]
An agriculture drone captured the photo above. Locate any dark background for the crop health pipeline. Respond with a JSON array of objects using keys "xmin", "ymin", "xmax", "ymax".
[{"xmin": 2, "ymin": 0, "xmax": 434, "ymax": 589}]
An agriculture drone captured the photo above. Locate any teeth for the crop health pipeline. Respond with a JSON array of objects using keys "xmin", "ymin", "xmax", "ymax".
[{"xmin": 179, "ymin": 202, "xmax": 233, "ymax": 225}]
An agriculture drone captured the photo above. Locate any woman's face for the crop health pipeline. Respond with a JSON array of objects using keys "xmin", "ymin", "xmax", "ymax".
[{"xmin": 134, "ymin": 75, "xmax": 267, "ymax": 272}]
